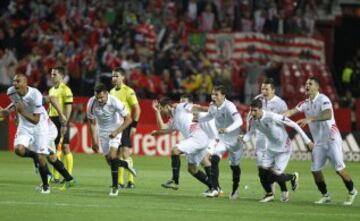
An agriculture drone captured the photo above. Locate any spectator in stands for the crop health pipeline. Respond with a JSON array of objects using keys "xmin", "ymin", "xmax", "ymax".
[
  {"xmin": 201, "ymin": 4, "xmax": 215, "ymax": 32},
  {"xmin": 341, "ymin": 61, "xmax": 354, "ymax": 91}
]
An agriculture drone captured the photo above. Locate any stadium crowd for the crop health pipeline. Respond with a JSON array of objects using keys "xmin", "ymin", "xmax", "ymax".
[{"xmin": 0, "ymin": 0, "xmax": 337, "ymax": 101}]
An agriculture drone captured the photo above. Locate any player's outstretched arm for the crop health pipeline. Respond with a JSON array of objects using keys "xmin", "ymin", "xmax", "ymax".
[
  {"xmin": 275, "ymin": 114, "xmax": 312, "ymax": 147},
  {"xmin": 151, "ymin": 128, "xmax": 177, "ymax": 136},
  {"xmin": 296, "ymin": 109, "xmax": 332, "ymax": 127},
  {"xmin": 0, "ymin": 103, "xmax": 15, "ymax": 116},
  {"xmin": 282, "ymin": 107, "xmax": 299, "ymax": 118}
]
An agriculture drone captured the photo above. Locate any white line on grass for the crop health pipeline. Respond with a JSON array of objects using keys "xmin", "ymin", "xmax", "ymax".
[{"xmin": 0, "ymin": 200, "xmax": 359, "ymax": 218}]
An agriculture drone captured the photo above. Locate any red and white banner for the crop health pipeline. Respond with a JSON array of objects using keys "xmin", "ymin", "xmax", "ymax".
[{"xmin": 206, "ymin": 33, "xmax": 325, "ymax": 64}]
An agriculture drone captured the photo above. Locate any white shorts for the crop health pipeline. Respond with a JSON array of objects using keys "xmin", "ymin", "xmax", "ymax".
[
  {"xmin": 262, "ymin": 150, "xmax": 292, "ymax": 174},
  {"xmin": 99, "ymin": 132, "xmax": 122, "ymax": 156},
  {"xmin": 311, "ymin": 139, "xmax": 346, "ymax": 172},
  {"xmin": 15, "ymin": 120, "xmax": 49, "ymax": 155},
  {"xmin": 48, "ymin": 121, "xmax": 58, "ymax": 154},
  {"xmin": 186, "ymin": 148, "xmax": 209, "ymax": 166},
  {"xmin": 176, "ymin": 130, "xmax": 209, "ymax": 155},
  {"xmin": 255, "ymin": 148, "xmax": 267, "ymax": 167},
  {"xmin": 212, "ymin": 137, "xmax": 243, "ymax": 166}
]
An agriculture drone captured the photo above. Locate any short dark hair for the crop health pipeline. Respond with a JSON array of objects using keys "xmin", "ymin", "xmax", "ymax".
[
  {"xmin": 180, "ymin": 94, "xmax": 193, "ymax": 102},
  {"xmin": 250, "ymin": 99, "xmax": 262, "ymax": 109},
  {"xmin": 213, "ymin": 85, "xmax": 227, "ymax": 96},
  {"xmin": 263, "ymin": 78, "xmax": 275, "ymax": 89},
  {"xmin": 52, "ymin": 66, "xmax": 65, "ymax": 76},
  {"xmin": 159, "ymin": 97, "xmax": 172, "ymax": 107},
  {"xmin": 113, "ymin": 67, "xmax": 126, "ymax": 76},
  {"xmin": 308, "ymin": 77, "xmax": 320, "ymax": 85},
  {"xmin": 94, "ymin": 83, "xmax": 108, "ymax": 94}
]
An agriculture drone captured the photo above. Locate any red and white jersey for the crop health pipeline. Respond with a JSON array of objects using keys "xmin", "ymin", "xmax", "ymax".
[
  {"xmin": 201, "ymin": 99, "xmax": 243, "ymax": 140},
  {"xmin": 254, "ymin": 94, "xmax": 288, "ymax": 114},
  {"xmin": 167, "ymin": 102, "xmax": 201, "ymax": 139},
  {"xmin": 296, "ymin": 93, "xmax": 341, "ymax": 144},
  {"xmin": 7, "ymin": 86, "xmax": 48, "ymax": 129},
  {"xmin": 244, "ymin": 110, "xmax": 311, "ymax": 152},
  {"xmin": 253, "ymin": 94, "xmax": 288, "ymax": 150},
  {"xmin": 86, "ymin": 95, "xmax": 128, "ymax": 134}
]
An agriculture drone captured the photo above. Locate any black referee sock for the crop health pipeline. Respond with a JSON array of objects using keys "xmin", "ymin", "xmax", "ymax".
[
  {"xmin": 258, "ymin": 168, "xmax": 272, "ymax": 193},
  {"xmin": 110, "ymin": 159, "xmax": 119, "ymax": 188},
  {"xmin": 192, "ymin": 170, "xmax": 212, "ymax": 189},
  {"xmin": 231, "ymin": 165, "xmax": 241, "ymax": 194},
  {"xmin": 49, "ymin": 159, "xmax": 73, "ymax": 181},
  {"xmin": 210, "ymin": 155, "xmax": 220, "ymax": 189},
  {"xmin": 38, "ymin": 164, "xmax": 49, "ymax": 188},
  {"xmin": 342, "ymin": 179, "xmax": 354, "ymax": 192},
  {"xmin": 315, "ymin": 181, "xmax": 328, "ymax": 195},
  {"xmin": 171, "ymin": 155, "xmax": 180, "ymax": 185}
]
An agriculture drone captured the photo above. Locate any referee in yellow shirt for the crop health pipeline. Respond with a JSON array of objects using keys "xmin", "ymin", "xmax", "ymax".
[
  {"xmin": 49, "ymin": 67, "xmax": 74, "ymax": 182},
  {"xmin": 110, "ymin": 67, "xmax": 141, "ymax": 188}
]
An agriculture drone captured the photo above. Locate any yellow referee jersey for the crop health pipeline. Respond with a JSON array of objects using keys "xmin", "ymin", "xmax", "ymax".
[
  {"xmin": 48, "ymin": 82, "xmax": 74, "ymax": 117},
  {"xmin": 110, "ymin": 84, "xmax": 138, "ymax": 113}
]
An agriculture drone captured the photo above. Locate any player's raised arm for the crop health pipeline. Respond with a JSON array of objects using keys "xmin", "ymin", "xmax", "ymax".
[{"xmin": 152, "ymin": 100, "xmax": 168, "ymax": 129}]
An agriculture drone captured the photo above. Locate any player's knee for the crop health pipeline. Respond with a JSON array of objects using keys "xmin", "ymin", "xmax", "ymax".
[
  {"xmin": 47, "ymin": 154, "xmax": 57, "ymax": 163},
  {"xmin": 187, "ymin": 166, "xmax": 197, "ymax": 175},
  {"xmin": 210, "ymin": 155, "xmax": 220, "ymax": 165},
  {"xmin": 171, "ymin": 147, "xmax": 181, "ymax": 155},
  {"xmin": 38, "ymin": 154, "xmax": 47, "ymax": 166},
  {"xmin": 14, "ymin": 146, "xmax": 25, "ymax": 156}
]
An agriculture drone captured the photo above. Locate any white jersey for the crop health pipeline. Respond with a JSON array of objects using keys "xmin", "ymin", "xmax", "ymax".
[
  {"xmin": 167, "ymin": 102, "xmax": 201, "ymax": 139},
  {"xmin": 7, "ymin": 86, "xmax": 48, "ymax": 128},
  {"xmin": 199, "ymin": 99, "xmax": 243, "ymax": 141},
  {"xmin": 199, "ymin": 112, "xmax": 218, "ymax": 139},
  {"xmin": 296, "ymin": 92, "xmax": 341, "ymax": 145},
  {"xmin": 86, "ymin": 95, "xmax": 128, "ymax": 134},
  {"xmin": 253, "ymin": 94, "xmax": 288, "ymax": 150},
  {"xmin": 244, "ymin": 110, "xmax": 311, "ymax": 152}
]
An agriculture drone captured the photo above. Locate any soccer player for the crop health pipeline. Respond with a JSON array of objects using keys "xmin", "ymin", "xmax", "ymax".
[
  {"xmin": 86, "ymin": 83, "xmax": 136, "ymax": 196},
  {"xmin": 110, "ymin": 67, "xmax": 141, "ymax": 189},
  {"xmin": 1, "ymin": 93, "xmax": 76, "ymax": 191},
  {"xmin": 48, "ymin": 67, "xmax": 74, "ymax": 183},
  {"xmin": 198, "ymin": 85, "xmax": 243, "ymax": 199},
  {"xmin": 151, "ymin": 98, "xmax": 218, "ymax": 197},
  {"xmin": 283, "ymin": 77, "xmax": 358, "ymax": 205},
  {"xmin": 241, "ymin": 99, "xmax": 313, "ymax": 202},
  {"xmin": 253, "ymin": 78, "xmax": 290, "ymax": 201},
  {"xmin": 4, "ymin": 74, "xmax": 51, "ymax": 193}
]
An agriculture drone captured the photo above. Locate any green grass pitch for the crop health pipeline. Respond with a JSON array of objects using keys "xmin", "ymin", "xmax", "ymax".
[{"xmin": 0, "ymin": 152, "xmax": 359, "ymax": 221}]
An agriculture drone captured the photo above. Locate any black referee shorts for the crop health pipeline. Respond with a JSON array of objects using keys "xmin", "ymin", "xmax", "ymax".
[
  {"xmin": 120, "ymin": 125, "xmax": 132, "ymax": 148},
  {"xmin": 50, "ymin": 116, "xmax": 70, "ymax": 145}
]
